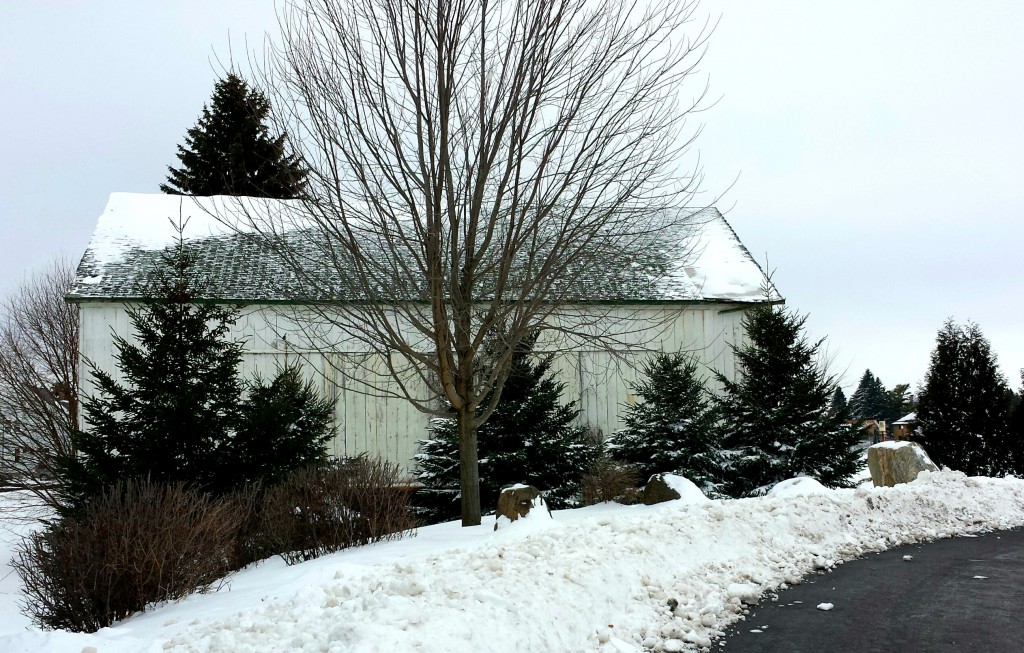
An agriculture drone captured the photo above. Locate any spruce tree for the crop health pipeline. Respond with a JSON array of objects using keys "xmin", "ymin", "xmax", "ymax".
[
  {"xmin": 916, "ymin": 320, "xmax": 1012, "ymax": 476},
  {"xmin": 414, "ymin": 335, "xmax": 599, "ymax": 523},
  {"xmin": 61, "ymin": 239, "xmax": 247, "ymax": 506},
  {"xmin": 829, "ymin": 387, "xmax": 848, "ymax": 417},
  {"xmin": 717, "ymin": 305, "xmax": 862, "ymax": 497},
  {"xmin": 609, "ymin": 352, "xmax": 723, "ymax": 496},
  {"xmin": 1009, "ymin": 375, "xmax": 1024, "ymax": 475},
  {"xmin": 848, "ymin": 369, "xmax": 889, "ymax": 420},
  {"xmin": 231, "ymin": 365, "xmax": 334, "ymax": 489},
  {"xmin": 161, "ymin": 73, "xmax": 307, "ymax": 198}
]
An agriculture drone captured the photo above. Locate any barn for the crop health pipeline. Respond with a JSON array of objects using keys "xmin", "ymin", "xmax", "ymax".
[{"xmin": 68, "ymin": 193, "xmax": 779, "ymax": 478}]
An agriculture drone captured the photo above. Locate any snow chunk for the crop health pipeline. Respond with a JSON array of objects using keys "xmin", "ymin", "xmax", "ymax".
[{"xmin": 817, "ymin": 602, "xmax": 835, "ymax": 611}]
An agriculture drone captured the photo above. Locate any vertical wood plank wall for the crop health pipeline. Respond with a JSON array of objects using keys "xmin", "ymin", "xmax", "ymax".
[{"xmin": 77, "ymin": 302, "xmax": 753, "ymax": 478}]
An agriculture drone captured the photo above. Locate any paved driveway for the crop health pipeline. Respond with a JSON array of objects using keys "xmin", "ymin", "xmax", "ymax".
[{"xmin": 720, "ymin": 528, "xmax": 1024, "ymax": 652}]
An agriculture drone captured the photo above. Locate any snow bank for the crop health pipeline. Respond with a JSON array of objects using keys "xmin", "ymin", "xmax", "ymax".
[{"xmin": 3, "ymin": 471, "xmax": 1024, "ymax": 653}]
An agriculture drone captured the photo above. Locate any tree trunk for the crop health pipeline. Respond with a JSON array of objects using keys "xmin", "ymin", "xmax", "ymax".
[{"xmin": 457, "ymin": 408, "xmax": 482, "ymax": 526}]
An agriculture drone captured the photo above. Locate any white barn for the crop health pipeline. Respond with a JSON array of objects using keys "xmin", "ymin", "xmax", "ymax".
[{"xmin": 68, "ymin": 193, "xmax": 779, "ymax": 478}]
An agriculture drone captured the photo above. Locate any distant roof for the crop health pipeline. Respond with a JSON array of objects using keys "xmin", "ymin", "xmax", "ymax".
[
  {"xmin": 893, "ymin": 412, "xmax": 917, "ymax": 425},
  {"xmin": 68, "ymin": 193, "xmax": 780, "ymax": 305}
]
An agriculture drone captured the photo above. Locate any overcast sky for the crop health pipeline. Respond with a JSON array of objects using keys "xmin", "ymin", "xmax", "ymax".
[{"xmin": 1, "ymin": 1, "xmax": 1021, "ymax": 396}]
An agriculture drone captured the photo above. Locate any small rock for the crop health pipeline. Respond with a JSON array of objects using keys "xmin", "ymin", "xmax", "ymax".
[
  {"xmin": 816, "ymin": 603, "xmax": 834, "ymax": 611},
  {"xmin": 903, "ymin": 555, "xmax": 913, "ymax": 561}
]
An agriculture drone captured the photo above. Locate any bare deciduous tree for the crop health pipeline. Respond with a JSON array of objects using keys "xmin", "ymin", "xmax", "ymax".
[
  {"xmin": 240, "ymin": 0, "xmax": 712, "ymax": 525},
  {"xmin": 0, "ymin": 260, "xmax": 79, "ymax": 509}
]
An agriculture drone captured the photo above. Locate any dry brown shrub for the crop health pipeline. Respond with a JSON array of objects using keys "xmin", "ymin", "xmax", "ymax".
[
  {"xmin": 250, "ymin": 456, "xmax": 416, "ymax": 565},
  {"xmin": 581, "ymin": 456, "xmax": 641, "ymax": 506},
  {"xmin": 12, "ymin": 479, "xmax": 242, "ymax": 632}
]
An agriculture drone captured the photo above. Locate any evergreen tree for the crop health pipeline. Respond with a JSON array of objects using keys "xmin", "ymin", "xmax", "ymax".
[
  {"xmin": 717, "ymin": 305, "xmax": 862, "ymax": 497},
  {"xmin": 161, "ymin": 73, "xmax": 307, "ymax": 198},
  {"xmin": 59, "ymin": 235, "xmax": 332, "ymax": 508},
  {"xmin": 414, "ymin": 335, "xmax": 600, "ymax": 523},
  {"xmin": 609, "ymin": 352, "xmax": 723, "ymax": 496},
  {"xmin": 1009, "ymin": 374, "xmax": 1024, "ymax": 474},
  {"xmin": 887, "ymin": 383, "xmax": 915, "ymax": 421},
  {"xmin": 916, "ymin": 320, "xmax": 1012, "ymax": 476},
  {"xmin": 848, "ymin": 369, "xmax": 889, "ymax": 420},
  {"xmin": 231, "ymin": 365, "xmax": 334, "ymax": 488},
  {"xmin": 829, "ymin": 387, "xmax": 848, "ymax": 417}
]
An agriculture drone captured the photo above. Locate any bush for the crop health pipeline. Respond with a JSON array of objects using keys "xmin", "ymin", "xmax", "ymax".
[
  {"xmin": 609, "ymin": 352, "xmax": 724, "ymax": 495},
  {"xmin": 230, "ymin": 364, "xmax": 334, "ymax": 489},
  {"xmin": 581, "ymin": 455, "xmax": 641, "ymax": 506},
  {"xmin": 247, "ymin": 456, "xmax": 416, "ymax": 565},
  {"xmin": 12, "ymin": 479, "xmax": 242, "ymax": 632}
]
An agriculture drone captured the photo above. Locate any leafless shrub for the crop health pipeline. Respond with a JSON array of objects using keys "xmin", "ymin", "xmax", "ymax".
[
  {"xmin": 12, "ymin": 479, "xmax": 242, "ymax": 632},
  {"xmin": 250, "ymin": 456, "xmax": 416, "ymax": 565},
  {"xmin": 0, "ymin": 259, "xmax": 78, "ymax": 510},
  {"xmin": 581, "ymin": 455, "xmax": 641, "ymax": 506}
]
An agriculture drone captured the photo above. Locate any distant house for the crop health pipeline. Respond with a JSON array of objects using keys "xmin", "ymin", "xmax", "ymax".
[
  {"xmin": 892, "ymin": 412, "xmax": 917, "ymax": 441},
  {"xmin": 68, "ymin": 193, "xmax": 780, "ymax": 477}
]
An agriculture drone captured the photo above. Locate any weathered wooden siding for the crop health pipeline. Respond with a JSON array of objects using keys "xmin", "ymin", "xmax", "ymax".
[{"xmin": 77, "ymin": 302, "xmax": 753, "ymax": 478}]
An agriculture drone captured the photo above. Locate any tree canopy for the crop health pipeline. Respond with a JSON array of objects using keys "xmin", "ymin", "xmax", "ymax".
[
  {"xmin": 916, "ymin": 320, "xmax": 1013, "ymax": 476},
  {"xmin": 161, "ymin": 73, "xmax": 306, "ymax": 198}
]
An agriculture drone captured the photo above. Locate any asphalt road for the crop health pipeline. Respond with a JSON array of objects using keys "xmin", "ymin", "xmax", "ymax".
[{"xmin": 719, "ymin": 528, "xmax": 1024, "ymax": 652}]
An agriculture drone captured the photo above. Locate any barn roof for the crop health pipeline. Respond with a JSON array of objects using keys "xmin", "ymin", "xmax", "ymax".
[{"xmin": 68, "ymin": 193, "xmax": 779, "ymax": 305}]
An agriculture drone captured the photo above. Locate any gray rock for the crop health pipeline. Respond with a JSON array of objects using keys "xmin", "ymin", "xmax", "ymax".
[
  {"xmin": 867, "ymin": 442, "xmax": 939, "ymax": 487},
  {"xmin": 642, "ymin": 474, "xmax": 682, "ymax": 505}
]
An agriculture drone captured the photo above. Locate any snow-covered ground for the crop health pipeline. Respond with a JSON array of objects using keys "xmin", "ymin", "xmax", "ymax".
[{"xmin": 2, "ymin": 470, "xmax": 1024, "ymax": 653}]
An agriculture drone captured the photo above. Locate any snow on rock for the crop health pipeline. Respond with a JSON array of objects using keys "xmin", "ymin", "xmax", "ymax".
[
  {"xmin": 767, "ymin": 477, "xmax": 830, "ymax": 498},
  {"xmin": 873, "ymin": 440, "xmax": 938, "ymax": 469},
  {"xmin": 660, "ymin": 475, "xmax": 712, "ymax": 505},
  {"xmin": 4, "ymin": 471, "xmax": 1024, "ymax": 653}
]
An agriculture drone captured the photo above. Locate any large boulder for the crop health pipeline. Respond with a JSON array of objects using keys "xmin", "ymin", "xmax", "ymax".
[
  {"xmin": 494, "ymin": 484, "xmax": 550, "ymax": 530},
  {"xmin": 867, "ymin": 441, "xmax": 938, "ymax": 487}
]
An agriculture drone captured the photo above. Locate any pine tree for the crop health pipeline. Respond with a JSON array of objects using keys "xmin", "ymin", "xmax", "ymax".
[
  {"xmin": 161, "ymin": 73, "xmax": 307, "ymax": 198},
  {"xmin": 231, "ymin": 365, "xmax": 334, "ymax": 489},
  {"xmin": 1009, "ymin": 375, "xmax": 1024, "ymax": 474},
  {"xmin": 887, "ymin": 383, "xmax": 915, "ymax": 421},
  {"xmin": 848, "ymin": 369, "xmax": 889, "ymax": 420},
  {"xmin": 916, "ymin": 320, "xmax": 1012, "ymax": 476},
  {"xmin": 717, "ymin": 305, "xmax": 862, "ymax": 497},
  {"xmin": 609, "ymin": 352, "xmax": 723, "ymax": 496},
  {"xmin": 829, "ymin": 387, "xmax": 848, "ymax": 417},
  {"xmin": 414, "ymin": 336, "xmax": 600, "ymax": 523},
  {"xmin": 59, "ymin": 235, "xmax": 332, "ymax": 508},
  {"xmin": 60, "ymin": 239, "xmax": 247, "ymax": 506}
]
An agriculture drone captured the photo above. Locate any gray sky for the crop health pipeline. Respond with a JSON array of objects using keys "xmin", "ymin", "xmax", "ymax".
[{"xmin": 2, "ymin": 0, "xmax": 1021, "ymax": 396}]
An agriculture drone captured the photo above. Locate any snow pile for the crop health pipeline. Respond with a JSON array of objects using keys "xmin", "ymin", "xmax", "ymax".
[
  {"xmin": 2, "ymin": 471, "xmax": 1024, "ymax": 653},
  {"xmin": 767, "ymin": 476, "xmax": 830, "ymax": 498},
  {"xmin": 659, "ymin": 474, "xmax": 711, "ymax": 505},
  {"xmin": 493, "ymin": 491, "xmax": 555, "ymax": 534}
]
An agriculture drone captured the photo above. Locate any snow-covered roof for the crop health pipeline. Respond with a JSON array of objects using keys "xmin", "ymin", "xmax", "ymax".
[
  {"xmin": 893, "ymin": 412, "xmax": 917, "ymax": 425},
  {"xmin": 68, "ymin": 193, "xmax": 779, "ymax": 304}
]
